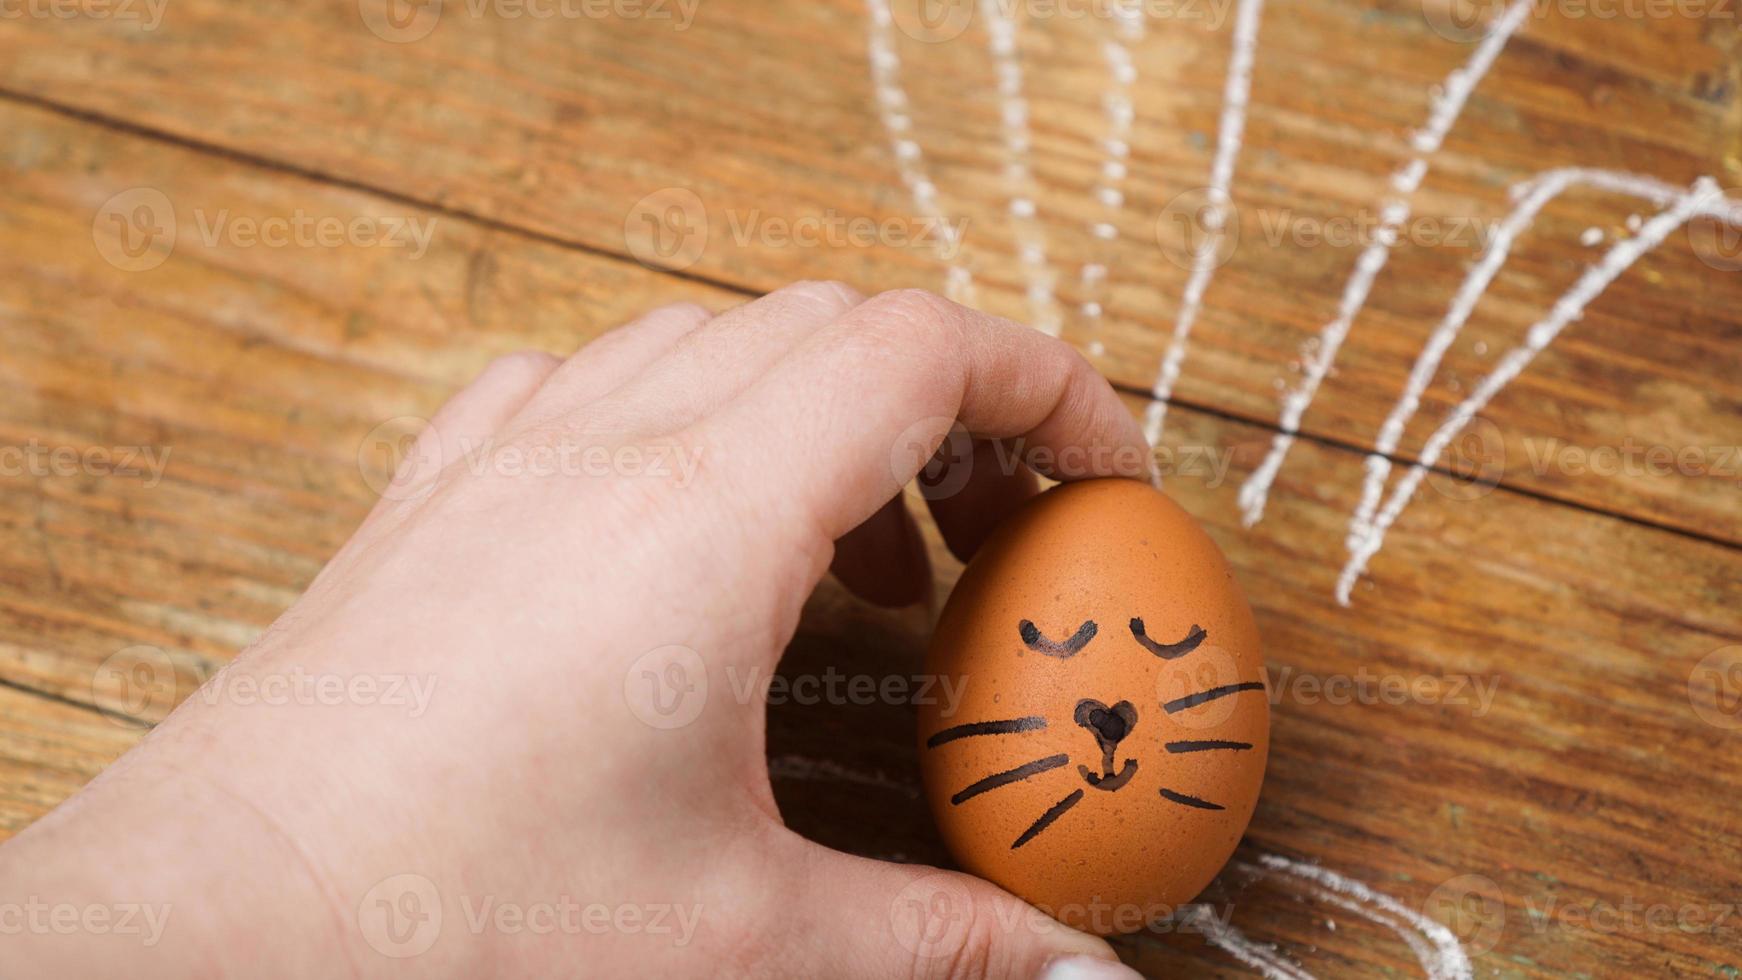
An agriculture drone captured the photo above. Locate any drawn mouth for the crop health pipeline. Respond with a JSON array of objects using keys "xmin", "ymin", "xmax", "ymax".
[
  {"xmin": 1074, "ymin": 698, "xmax": 1139, "ymax": 792},
  {"xmin": 1078, "ymin": 757, "xmax": 1138, "ymax": 792}
]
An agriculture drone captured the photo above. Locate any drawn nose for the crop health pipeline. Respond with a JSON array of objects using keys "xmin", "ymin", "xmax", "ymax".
[{"xmin": 1074, "ymin": 699, "xmax": 1138, "ymax": 749}]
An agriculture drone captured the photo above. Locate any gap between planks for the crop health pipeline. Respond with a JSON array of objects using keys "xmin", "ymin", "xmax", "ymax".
[{"xmin": 3, "ymin": 86, "xmax": 1739, "ymax": 565}]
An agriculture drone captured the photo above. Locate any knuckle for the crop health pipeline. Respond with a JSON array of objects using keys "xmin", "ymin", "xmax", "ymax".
[
  {"xmin": 870, "ymin": 287, "xmax": 959, "ymax": 328},
  {"xmin": 479, "ymin": 349, "xmax": 560, "ymax": 389},
  {"xmin": 776, "ymin": 279, "xmax": 865, "ymax": 318},
  {"xmin": 855, "ymin": 289, "xmax": 964, "ymax": 354},
  {"xmin": 1056, "ymin": 344, "xmax": 1103, "ymax": 395},
  {"xmin": 647, "ymin": 300, "xmax": 713, "ymax": 326}
]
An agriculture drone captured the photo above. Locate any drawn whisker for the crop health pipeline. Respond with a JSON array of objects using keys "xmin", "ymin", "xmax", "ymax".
[
  {"xmin": 1011, "ymin": 788, "xmax": 1085, "ymax": 849},
  {"xmin": 950, "ymin": 753, "xmax": 1071, "ymax": 806},
  {"xmin": 1130, "ymin": 618, "xmax": 1206, "ymax": 659},
  {"xmin": 1165, "ymin": 739, "xmax": 1253, "ymax": 753},
  {"xmin": 1159, "ymin": 787, "xmax": 1225, "ymax": 810},
  {"xmin": 926, "ymin": 716, "xmax": 1047, "ymax": 749},
  {"xmin": 1163, "ymin": 680, "xmax": 1265, "ymax": 714},
  {"xmin": 1019, "ymin": 619, "xmax": 1098, "ymax": 657}
]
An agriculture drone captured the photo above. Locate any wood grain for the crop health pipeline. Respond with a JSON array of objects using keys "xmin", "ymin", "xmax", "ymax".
[
  {"xmin": 0, "ymin": 685, "xmax": 138, "ymax": 836},
  {"xmin": 1, "ymin": 0, "xmax": 1738, "ymax": 542},
  {"xmin": 3, "ymin": 95, "xmax": 1742, "ymax": 974}
]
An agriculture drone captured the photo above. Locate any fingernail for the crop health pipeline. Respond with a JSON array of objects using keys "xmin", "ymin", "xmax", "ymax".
[{"xmin": 1037, "ymin": 954, "xmax": 1143, "ymax": 980}]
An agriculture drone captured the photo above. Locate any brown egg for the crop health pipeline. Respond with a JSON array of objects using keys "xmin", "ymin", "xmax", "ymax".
[{"xmin": 917, "ymin": 478, "xmax": 1268, "ymax": 935}]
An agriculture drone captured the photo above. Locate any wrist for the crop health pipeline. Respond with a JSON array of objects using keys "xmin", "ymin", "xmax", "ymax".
[{"xmin": 0, "ymin": 740, "xmax": 361, "ymax": 979}]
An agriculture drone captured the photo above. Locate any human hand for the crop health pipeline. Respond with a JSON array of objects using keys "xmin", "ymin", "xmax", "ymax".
[{"xmin": 0, "ymin": 283, "xmax": 1152, "ymax": 979}]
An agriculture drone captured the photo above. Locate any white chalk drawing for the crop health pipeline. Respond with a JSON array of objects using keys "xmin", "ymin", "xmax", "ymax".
[
  {"xmin": 1236, "ymin": 0, "xmax": 1535, "ymax": 527},
  {"xmin": 1244, "ymin": 855, "xmax": 1475, "ymax": 980},
  {"xmin": 1143, "ymin": 0, "xmax": 1265, "ymax": 449},
  {"xmin": 983, "ymin": 0, "xmax": 1063, "ymax": 335},
  {"xmin": 859, "ymin": 9, "xmax": 1737, "ymax": 977},
  {"xmin": 862, "ymin": 0, "xmax": 1740, "ymax": 605},
  {"xmin": 1336, "ymin": 177, "xmax": 1730, "ymax": 602},
  {"xmin": 1076, "ymin": 0, "xmax": 1146, "ymax": 327},
  {"xmin": 1185, "ymin": 900, "xmax": 1315, "ymax": 979},
  {"xmin": 864, "ymin": 0, "xmax": 975, "ymax": 304}
]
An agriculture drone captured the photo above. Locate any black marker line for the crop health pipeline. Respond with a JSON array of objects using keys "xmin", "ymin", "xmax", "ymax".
[
  {"xmin": 1165, "ymin": 740, "xmax": 1253, "ymax": 753},
  {"xmin": 1018, "ymin": 619, "xmax": 1098, "ymax": 658},
  {"xmin": 950, "ymin": 754, "xmax": 1070, "ymax": 806},
  {"xmin": 1011, "ymin": 789, "xmax": 1085, "ymax": 849},
  {"xmin": 1163, "ymin": 681, "xmax": 1266, "ymax": 714},
  {"xmin": 926, "ymin": 716, "xmax": 1047, "ymax": 749},
  {"xmin": 1130, "ymin": 619, "xmax": 1207, "ymax": 660},
  {"xmin": 1158, "ymin": 787, "xmax": 1225, "ymax": 810}
]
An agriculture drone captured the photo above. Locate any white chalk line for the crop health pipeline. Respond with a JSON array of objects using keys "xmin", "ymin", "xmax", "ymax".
[
  {"xmin": 1143, "ymin": 0, "xmax": 1265, "ymax": 453},
  {"xmin": 1335, "ymin": 177, "xmax": 1725, "ymax": 602},
  {"xmin": 983, "ymin": 0, "xmax": 1064, "ymax": 335},
  {"xmin": 1236, "ymin": 0, "xmax": 1534, "ymax": 526},
  {"xmin": 1075, "ymin": 0, "xmax": 1146, "ymax": 330},
  {"xmin": 864, "ymin": 0, "xmax": 976, "ymax": 305},
  {"xmin": 1254, "ymin": 854, "xmax": 1473, "ymax": 980},
  {"xmin": 1193, "ymin": 855, "xmax": 1476, "ymax": 979},
  {"xmin": 1187, "ymin": 901, "xmax": 1316, "ymax": 979},
  {"xmin": 1340, "ymin": 168, "xmax": 1742, "ymax": 603}
]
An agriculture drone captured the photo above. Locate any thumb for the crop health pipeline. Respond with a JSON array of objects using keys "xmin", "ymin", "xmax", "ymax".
[{"xmin": 779, "ymin": 841, "xmax": 1142, "ymax": 980}]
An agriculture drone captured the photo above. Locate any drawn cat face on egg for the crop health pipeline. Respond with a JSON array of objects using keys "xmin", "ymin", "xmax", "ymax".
[{"xmin": 917, "ymin": 479, "xmax": 1268, "ymax": 934}]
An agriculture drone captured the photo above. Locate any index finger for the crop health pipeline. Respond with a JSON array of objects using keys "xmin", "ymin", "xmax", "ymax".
[{"xmin": 692, "ymin": 289, "xmax": 1153, "ymax": 544}]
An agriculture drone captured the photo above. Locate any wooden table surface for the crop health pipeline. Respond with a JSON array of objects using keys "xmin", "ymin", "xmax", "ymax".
[{"xmin": 2, "ymin": 0, "xmax": 1740, "ymax": 975}]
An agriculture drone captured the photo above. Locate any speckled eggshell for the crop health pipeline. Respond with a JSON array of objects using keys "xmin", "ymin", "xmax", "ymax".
[{"xmin": 917, "ymin": 478, "xmax": 1268, "ymax": 935}]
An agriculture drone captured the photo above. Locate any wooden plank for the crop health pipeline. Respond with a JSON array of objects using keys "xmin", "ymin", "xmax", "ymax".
[
  {"xmin": 1, "ymin": 0, "xmax": 1739, "ymax": 543},
  {"xmin": 0, "ymin": 97, "xmax": 737, "ymax": 706},
  {"xmin": 0, "ymin": 685, "xmax": 139, "ymax": 836},
  {"xmin": 2, "ymin": 100, "xmax": 1740, "ymax": 975}
]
